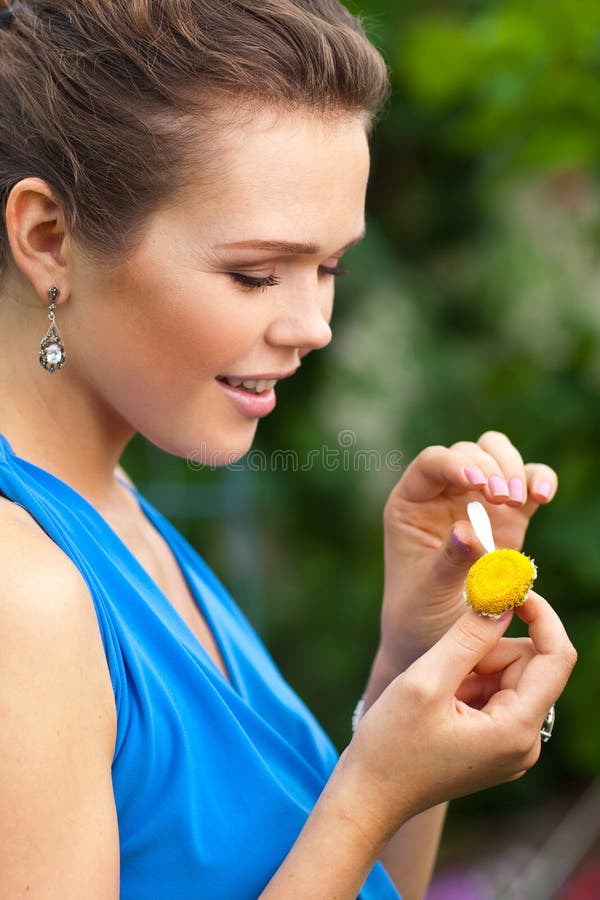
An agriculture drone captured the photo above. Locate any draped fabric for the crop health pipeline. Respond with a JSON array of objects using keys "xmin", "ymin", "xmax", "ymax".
[{"xmin": 0, "ymin": 433, "xmax": 399, "ymax": 899}]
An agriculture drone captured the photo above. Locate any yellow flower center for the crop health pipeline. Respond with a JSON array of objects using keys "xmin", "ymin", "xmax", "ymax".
[{"xmin": 465, "ymin": 548, "xmax": 537, "ymax": 617}]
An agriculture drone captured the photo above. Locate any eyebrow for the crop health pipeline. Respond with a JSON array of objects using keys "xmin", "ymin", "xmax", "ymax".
[{"xmin": 214, "ymin": 230, "xmax": 366, "ymax": 256}]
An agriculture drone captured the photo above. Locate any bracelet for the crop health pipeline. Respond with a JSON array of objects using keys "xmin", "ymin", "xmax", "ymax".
[{"xmin": 351, "ymin": 696, "xmax": 366, "ymax": 734}]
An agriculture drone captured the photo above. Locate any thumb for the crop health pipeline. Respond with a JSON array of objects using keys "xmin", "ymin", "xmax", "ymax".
[
  {"xmin": 414, "ymin": 606, "xmax": 514, "ymax": 692},
  {"xmin": 431, "ymin": 519, "xmax": 485, "ymax": 585}
]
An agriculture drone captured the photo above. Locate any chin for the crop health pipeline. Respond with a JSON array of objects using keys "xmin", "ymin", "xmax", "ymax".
[
  {"xmin": 183, "ymin": 430, "xmax": 258, "ymax": 471},
  {"xmin": 137, "ymin": 419, "xmax": 258, "ymax": 471}
]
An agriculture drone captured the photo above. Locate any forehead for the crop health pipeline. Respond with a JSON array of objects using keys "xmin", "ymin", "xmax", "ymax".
[{"xmin": 178, "ymin": 108, "xmax": 371, "ymax": 245}]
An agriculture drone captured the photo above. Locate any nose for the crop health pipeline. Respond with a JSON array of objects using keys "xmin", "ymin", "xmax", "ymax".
[{"xmin": 265, "ymin": 284, "xmax": 333, "ymax": 352}]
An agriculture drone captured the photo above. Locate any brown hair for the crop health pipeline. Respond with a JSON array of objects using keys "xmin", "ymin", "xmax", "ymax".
[{"xmin": 0, "ymin": 0, "xmax": 389, "ymax": 271}]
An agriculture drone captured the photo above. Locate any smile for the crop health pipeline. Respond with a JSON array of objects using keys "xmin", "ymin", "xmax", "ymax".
[{"xmin": 216, "ymin": 376, "xmax": 278, "ymax": 395}]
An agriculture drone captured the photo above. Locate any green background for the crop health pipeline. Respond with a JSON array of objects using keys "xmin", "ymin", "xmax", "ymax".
[{"xmin": 123, "ymin": 0, "xmax": 600, "ymax": 889}]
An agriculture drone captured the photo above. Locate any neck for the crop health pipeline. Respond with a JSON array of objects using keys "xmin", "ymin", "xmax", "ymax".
[{"xmin": 0, "ymin": 288, "xmax": 135, "ymax": 508}]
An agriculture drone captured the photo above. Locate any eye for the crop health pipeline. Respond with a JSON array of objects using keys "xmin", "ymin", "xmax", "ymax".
[
  {"xmin": 229, "ymin": 273, "xmax": 281, "ymax": 292},
  {"xmin": 319, "ymin": 263, "xmax": 346, "ymax": 278}
]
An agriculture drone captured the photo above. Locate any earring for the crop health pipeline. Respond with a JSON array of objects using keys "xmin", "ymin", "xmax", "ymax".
[{"xmin": 39, "ymin": 286, "xmax": 67, "ymax": 373}]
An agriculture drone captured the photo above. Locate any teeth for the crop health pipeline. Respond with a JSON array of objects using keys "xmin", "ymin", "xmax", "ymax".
[
  {"xmin": 224, "ymin": 377, "xmax": 277, "ymax": 393},
  {"xmin": 241, "ymin": 379, "xmax": 277, "ymax": 393}
]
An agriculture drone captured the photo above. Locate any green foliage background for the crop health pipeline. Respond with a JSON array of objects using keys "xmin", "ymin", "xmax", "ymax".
[{"xmin": 123, "ymin": 0, "xmax": 600, "ymax": 870}]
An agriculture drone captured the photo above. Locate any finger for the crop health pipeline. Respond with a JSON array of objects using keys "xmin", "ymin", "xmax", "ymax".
[
  {"xmin": 450, "ymin": 441, "xmax": 510, "ymax": 502},
  {"xmin": 474, "ymin": 637, "xmax": 535, "ymax": 696},
  {"xmin": 455, "ymin": 637, "xmax": 535, "ymax": 705},
  {"xmin": 515, "ymin": 591, "xmax": 573, "ymax": 656},
  {"xmin": 476, "ymin": 431, "xmax": 528, "ymax": 506},
  {"xmin": 430, "ymin": 519, "xmax": 484, "ymax": 582},
  {"xmin": 456, "ymin": 672, "xmax": 503, "ymax": 708},
  {"xmin": 472, "ymin": 637, "xmax": 535, "ymax": 676},
  {"xmin": 523, "ymin": 463, "xmax": 558, "ymax": 508},
  {"xmin": 399, "ymin": 445, "xmax": 511, "ymax": 504},
  {"xmin": 511, "ymin": 592, "xmax": 577, "ymax": 716},
  {"xmin": 451, "ymin": 438, "xmax": 523, "ymax": 506},
  {"xmin": 398, "ymin": 446, "xmax": 485, "ymax": 502},
  {"xmin": 413, "ymin": 606, "xmax": 514, "ymax": 692}
]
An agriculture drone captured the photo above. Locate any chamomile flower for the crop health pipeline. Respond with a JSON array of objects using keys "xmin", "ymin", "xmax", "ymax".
[{"xmin": 464, "ymin": 502, "xmax": 537, "ymax": 618}]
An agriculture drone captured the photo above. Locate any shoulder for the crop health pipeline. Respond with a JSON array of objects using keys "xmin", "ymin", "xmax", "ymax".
[
  {"xmin": 0, "ymin": 491, "xmax": 93, "ymax": 605},
  {"xmin": 0, "ymin": 496, "xmax": 119, "ymax": 892},
  {"xmin": 0, "ymin": 495, "xmax": 116, "ymax": 747},
  {"xmin": 0, "ymin": 492, "xmax": 80, "ymax": 579}
]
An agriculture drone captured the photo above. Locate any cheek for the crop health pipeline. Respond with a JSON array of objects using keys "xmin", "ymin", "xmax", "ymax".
[{"xmin": 84, "ymin": 263, "xmax": 261, "ymax": 380}]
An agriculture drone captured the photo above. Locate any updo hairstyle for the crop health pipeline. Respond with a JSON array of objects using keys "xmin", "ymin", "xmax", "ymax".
[{"xmin": 0, "ymin": 0, "xmax": 389, "ymax": 272}]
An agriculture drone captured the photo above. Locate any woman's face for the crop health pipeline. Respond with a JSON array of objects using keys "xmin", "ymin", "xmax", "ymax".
[{"xmin": 68, "ymin": 109, "xmax": 371, "ymax": 465}]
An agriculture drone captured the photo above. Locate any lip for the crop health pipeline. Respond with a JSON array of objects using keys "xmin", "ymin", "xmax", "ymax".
[
  {"xmin": 217, "ymin": 380, "xmax": 277, "ymax": 419},
  {"xmin": 216, "ymin": 368, "xmax": 299, "ymax": 381},
  {"xmin": 215, "ymin": 366, "xmax": 299, "ymax": 420}
]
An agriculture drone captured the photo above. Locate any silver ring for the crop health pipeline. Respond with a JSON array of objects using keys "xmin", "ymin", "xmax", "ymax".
[{"xmin": 541, "ymin": 704, "xmax": 555, "ymax": 743}]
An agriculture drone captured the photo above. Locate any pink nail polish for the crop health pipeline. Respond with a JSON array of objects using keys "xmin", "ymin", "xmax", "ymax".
[
  {"xmin": 488, "ymin": 475, "xmax": 509, "ymax": 497},
  {"xmin": 536, "ymin": 479, "xmax": 552, "ymax": 500},
  {"xmin": 465, "ymin": 466, "xmax": 486, "ymax": 486},
  {"xmin": 495, "ymin": 610, "xmax": 513, "ymax": 622},
  {"xmin": 508, "ymin": 477, "xmax": 525, "ymax": 503}
]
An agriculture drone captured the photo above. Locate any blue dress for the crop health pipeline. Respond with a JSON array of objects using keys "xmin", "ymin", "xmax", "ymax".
[{"xmin": 0, "ymin": 432, "xmax": 400, "ymax": 899}]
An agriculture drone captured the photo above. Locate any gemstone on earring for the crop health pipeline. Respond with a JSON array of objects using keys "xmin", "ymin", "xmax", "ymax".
[
  {"xmin": 39, "ymin": 324, "xmax": 67, "ymax": 373},
  {"xmin": 45, "ymin": 343, "xmax": 63, "ymax": 365},
  {"xmin": 48, "ymin": 286, "xmax": 60, "ymax": 304}
]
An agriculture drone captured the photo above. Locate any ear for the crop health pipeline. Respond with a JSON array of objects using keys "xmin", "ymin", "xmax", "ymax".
[{"xmin": 5, "ymin": 177, "xmax": 72, "ymax": 304}]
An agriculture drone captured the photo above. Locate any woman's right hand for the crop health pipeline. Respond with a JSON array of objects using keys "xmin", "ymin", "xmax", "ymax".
[
  {"xmin": 262, "ymin": 593, "xmax": 575, "ymax": 899},
  {"xmin": 335, "ymin": 591, "xmax": 577, "ymax": 851}
]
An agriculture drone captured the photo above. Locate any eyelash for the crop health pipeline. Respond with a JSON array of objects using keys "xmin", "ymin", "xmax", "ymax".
[
  {"xmin": 229, "ymin": 264, "xmax": 346, "ymax": 293},
  {"xmin": 229, "ymin": 273, "xmax": 281, "ymax": 292}
]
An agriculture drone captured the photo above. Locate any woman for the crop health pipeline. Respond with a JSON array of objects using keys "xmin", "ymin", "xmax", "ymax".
[{"xmin": 0, "ymin": 2, "xmax": 576, "ymax": 898}]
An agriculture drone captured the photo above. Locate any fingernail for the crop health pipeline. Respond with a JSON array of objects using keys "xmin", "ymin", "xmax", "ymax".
[
  {"xmin": 489, "ymin": 475, "xmax": 509, "ymax": 497},
  {"xmin": 495, "ymin": 610, "xmax": 513, "ymax": 622},
  {"xmin": 465, "ymin": 465, "xmax": 486, "ymax": 486},
  {"xmin": 508, "ymin": 477, "xmax": 525, "ymax": 503},
  {"xmin": 451, "ymin": 525, "xmax": 471, "ymax": 555},
  {"xmin": 536, "ymin": 480, "xmax": 552, "ymax": 500}
]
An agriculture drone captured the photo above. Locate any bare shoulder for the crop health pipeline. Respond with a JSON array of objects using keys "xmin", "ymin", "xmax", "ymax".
[
  {"xmin": 0, "ymin": 496, "xmax": 119, "ymax": 895},
  {"xmin": 0, "ymin": 494, "xmax": 116, "ymax": 742},
  {"xmin": 0, "ymin": 494, "xmax": 99, "ymax": 624}
]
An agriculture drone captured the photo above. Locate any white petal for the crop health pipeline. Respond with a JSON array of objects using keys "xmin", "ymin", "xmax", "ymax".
[{"xmin": 467, "ymin": 501, "xmax": 496, "ymax": 554}]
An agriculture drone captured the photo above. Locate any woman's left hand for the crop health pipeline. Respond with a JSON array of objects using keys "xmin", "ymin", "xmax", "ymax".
[{"xmin": 378, "ymin": 431, "xmax": 557, "ymax": 673}]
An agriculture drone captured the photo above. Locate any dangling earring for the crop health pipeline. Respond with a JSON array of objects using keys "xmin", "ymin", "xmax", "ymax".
[{"xmin": 39, "ymin": 286, "xmax": 67, "ymax": 373}]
